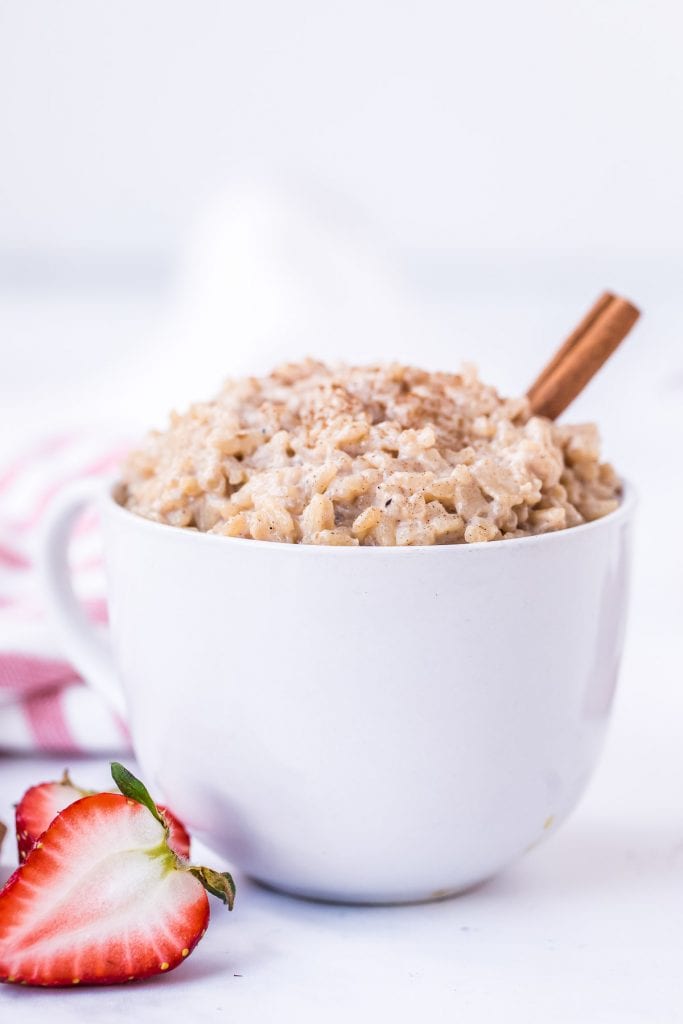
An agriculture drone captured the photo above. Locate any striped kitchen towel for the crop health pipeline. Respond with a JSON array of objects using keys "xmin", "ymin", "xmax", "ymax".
[{"xmin": 0, "ymin": 433, "xmax": 131, "ymax": 753}]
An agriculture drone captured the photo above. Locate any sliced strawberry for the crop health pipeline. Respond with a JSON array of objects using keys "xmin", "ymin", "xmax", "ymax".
[
  {"xmin": 15, "ymin": 771, "xmax": 91, "ymax": 864},
  {"xmin": 15, "ymin": 770, "xmax": 191, "ymax": 863},
  {"xmin": 160, "ymin": 807, "xmax": 192, "ymax": 861},
  {"xmin": 0, "ymin": 763, "xmax": 234, "ymax": 987}
]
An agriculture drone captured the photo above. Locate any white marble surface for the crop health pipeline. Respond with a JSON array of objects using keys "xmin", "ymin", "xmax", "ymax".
[{"xmin": 1, "ymin": 280, "xmax": 682, "ymax": 1020}]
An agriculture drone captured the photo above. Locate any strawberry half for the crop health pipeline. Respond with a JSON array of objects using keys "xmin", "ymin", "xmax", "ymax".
[
  {"xmin": 0, "ymin": 762, "xmax": 235, "ymax": 987},
  {"xmin": 15, "ymin": 769, "xmax": 191, "ymax": 863}
]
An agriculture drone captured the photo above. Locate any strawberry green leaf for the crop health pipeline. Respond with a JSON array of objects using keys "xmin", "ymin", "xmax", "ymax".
[
  {"xmin": 110, "ymin": 762, "xmax": 164, "ymax": 826},
  {"xmin": 190, "ymin": 867, "xmax": 236, "ymax": 909},
  {"xmin": 0, "ymin": 820, "xmax": 6, "ymax": 855}
]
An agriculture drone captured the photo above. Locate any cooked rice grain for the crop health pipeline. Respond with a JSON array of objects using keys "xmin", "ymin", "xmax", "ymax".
[{"xmin": 122, "ymin": 360, "xmax": 620, "ymax": 546}]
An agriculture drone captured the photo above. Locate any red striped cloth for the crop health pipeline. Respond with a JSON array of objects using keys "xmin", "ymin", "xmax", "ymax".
[{"xmin": 0, "ymin": 434, "xmax": 131, "ymax": 753}]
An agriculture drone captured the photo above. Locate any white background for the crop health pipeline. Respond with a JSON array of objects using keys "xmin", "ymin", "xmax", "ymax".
[
  {"xmin": 0, "ymin": 2, "xmax": 682, "ymax": 1021},
  {"xmin": 2, "ymin": 1, "xmax": 683, "ymax": 259}
]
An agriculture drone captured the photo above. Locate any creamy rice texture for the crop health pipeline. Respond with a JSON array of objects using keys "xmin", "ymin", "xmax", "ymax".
[{"xmin": 122, "ymin": 360, "xmax": 621, "ymax": 546}]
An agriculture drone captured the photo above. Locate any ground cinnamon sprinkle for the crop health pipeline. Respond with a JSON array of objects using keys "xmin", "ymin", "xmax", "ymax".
[{"xmin": 121, "ymin": 360, "xmax": 620, "ymax": 546}]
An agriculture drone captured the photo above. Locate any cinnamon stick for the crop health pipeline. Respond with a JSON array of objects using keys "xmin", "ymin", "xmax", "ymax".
[{"xmin": 527, "ymin": 292, "xmax": 640, "ymax": 420}]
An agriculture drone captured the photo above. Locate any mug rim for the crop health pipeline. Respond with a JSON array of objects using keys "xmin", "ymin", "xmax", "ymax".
[{"xmin": 103, "ymin": 478, "xmax": 635, "ymax": 556}]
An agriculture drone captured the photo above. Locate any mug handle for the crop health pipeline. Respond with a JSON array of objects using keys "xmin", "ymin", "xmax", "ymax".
[{"xmin": 40, "ymin": 479, "xmax": 126, "ymax": 718}]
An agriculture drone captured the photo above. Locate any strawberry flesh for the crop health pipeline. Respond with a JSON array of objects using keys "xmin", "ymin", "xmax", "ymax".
[
  {"xmin": 160, "ymin": 807, "xmax": 192, "ymax": 861},
  {"xmin": 1, "ymin": 764, "xmax": 234, "ymax": 987},
  {"xmin": 2, "ymin": 794, "xmax": 207, "ymax": 986},
  {"xmin": 15, "ymin": 777, "xmax": 89, "ymax": 864},
  {"xmin": 15, "ymin": 773, "xmax": 191, "ymax": 863}
]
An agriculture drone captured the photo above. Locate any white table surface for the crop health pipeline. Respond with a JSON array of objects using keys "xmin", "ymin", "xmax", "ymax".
[{"xmin": 1, "ymin": 285, "xmax": 682, "ymax": 1021}]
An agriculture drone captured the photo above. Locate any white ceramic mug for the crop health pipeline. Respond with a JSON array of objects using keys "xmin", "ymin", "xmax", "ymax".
[{"xmin": 42, "ymin": 481, "xmax": 634, "ymax": 904}]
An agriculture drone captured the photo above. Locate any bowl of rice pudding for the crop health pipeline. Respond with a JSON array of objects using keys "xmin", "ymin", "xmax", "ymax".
[{"xmin": 42, "ymin": 360, "xmax": 633, "ymax": 903}]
